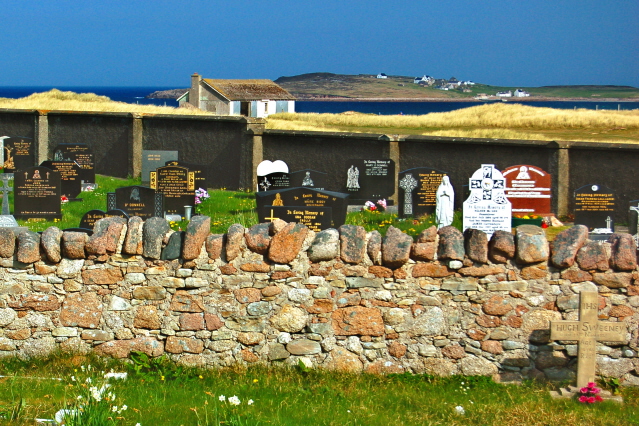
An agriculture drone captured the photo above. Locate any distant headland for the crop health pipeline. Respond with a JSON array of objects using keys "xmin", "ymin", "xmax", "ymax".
[{"xmin": 147, "ymin": 73, "xmax": 639, "ymax": 102}]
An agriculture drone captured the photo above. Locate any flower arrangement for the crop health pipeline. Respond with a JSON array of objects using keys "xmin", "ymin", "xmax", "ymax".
[
  {"xmin": 195, "ymin": 188, "xmax": 210, "ymax": 205},
  {"xmin": 363, "ymin": 199, "xmax": 387, "ymax": 213},
  {"xmin": 61, "ymin": 195, "xmax": 69, "ymax": 204},
  {"xmin": 513, "ymin": 214, "xmax": 539, "ymax": 219},
  {"xmin": 578, "ymin": 382, "xmax": 604, "ymax": 404}
]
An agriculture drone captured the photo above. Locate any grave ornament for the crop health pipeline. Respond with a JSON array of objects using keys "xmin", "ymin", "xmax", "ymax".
[{"xmin": 436, "ymin": 175, "xmax": 455, "ymax": 229}]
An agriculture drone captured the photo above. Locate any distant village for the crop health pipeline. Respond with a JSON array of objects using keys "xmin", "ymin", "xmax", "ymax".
[{"xmin": 376, "ymin": 73, "xmax": 531, "ymax": 99}]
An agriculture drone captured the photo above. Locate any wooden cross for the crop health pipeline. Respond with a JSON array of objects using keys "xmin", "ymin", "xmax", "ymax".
[
  {"xmin": 550, "ymin": 291, "xmax": 627, "ymax": 388},
  {"xmin": 0, "ymin": 174, "xmax": 13, "ymax": 216}
]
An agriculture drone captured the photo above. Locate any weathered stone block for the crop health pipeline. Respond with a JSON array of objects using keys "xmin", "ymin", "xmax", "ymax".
[
  {"xmin": 82, "ymin": 268, "xmax": 123, "ymax": 285},
  {"xmin": 332, "ymin": 306, "xmax": 384, "ymax": 336},
  {"xmin": 245, "ymin": 223, "xmax": 271, "ymax": 255},
  {"xmin": 382, "ymin": 226, "xmax": 413, "ymax": 269},
  {"xmin": 489, "ymin": 230, "xmax": 515, "ymax": 263},
  {"xmin": 593, "ymin": 272, "xmax": 632, "ymax": 288},
  {"xmin": 412, "ymin": 263, "xmax": 454, "ymax": 278},
  {"xmin": 0, "ymin": 228, "xmax": 16, "ymax": 258},
  {"xmin": 17, "ymin": 231, "xmax": 40, "ymax": 264},
  {"xmin": 576, "ymin": 242, "xmax": 609, "ymax": 271},
  {"xmin": 86, "ymin": 217, "xmax": 127, "ymax": 255},
  {"xmin": 123, "ymin": 216, "xmax": 144, "ymax": 255},
  {"xmin": 62, "ymin": 232, "xmax": 88, "ymax": 259},
  {"xmin": 268, "ymin": 222, "xmax": 308, "ymax": 264},
  {"xmin": 550, "ymin": 225, "xmax": 588, "ymax": 268},
  {"xmin": 206, "ymin": 234, "xmax": 224, "ymax": 259},
  {"xmin": 41, "ymin": 226, "xmax": 63, "ymax": 263},
  {"xmin": 339, "ymin": 225, "xmax": 367, "ymax": 264},
  {"xmin": 182, "ymin": 215, "xmax": 211, "ymax": 260},
  {"xmin": 308, "ymin": 228, "xmax": 339, "ymax": 262},
  {"xmin": 515, "ymin": 225, "xmax": 548, "ymax": 264},
  {"xmin": 464, "ymin": 228, "xmax": 488, "ymax": 264},
  {"xmin": 142, "ymin": 217, "xmax": 170, "ymax": 259},
  {"xmin": 60, "ymin": 292, "xmax": 103, "ymax": 328},
  {"xmin": 437, "ymin": 226, "xmax": 464, "ymax": 261},
  {"xmin": 608, "ymin": 233, "xmax": 637, "ymax": 271},
  {"xmin": 225, "ymin": 224, "xmax": 245, "ymax": 261}
]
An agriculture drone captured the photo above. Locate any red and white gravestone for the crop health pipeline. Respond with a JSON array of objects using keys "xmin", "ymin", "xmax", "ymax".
[{"xmin": 502, "ymin": 165, "xmax": 551, "ymax": 216}]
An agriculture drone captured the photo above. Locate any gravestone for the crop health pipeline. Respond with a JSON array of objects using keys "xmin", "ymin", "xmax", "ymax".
[
  {"xmin": 502, "ymin": 165, "xmax": 552, "ymax": 215},
  {"xmin": 289, "ymin": 169, "xmax": 327, "ymax": 191},
  {"xmin": 574, "ymin": 184, "xmax": 615, "ymax": 234},
  {"xmin": 550, "ymin": 291, "xmax": 627, "ymax": 388},
  {"xmin": 3, "ymin": 136, "xmax": 35, "ymax": 173},
  {"xmin": 142, "ymin": 150, "xmax": 178, "ymax": 184},
  {"xmin": 0, "ymin": 174, "xmax": 18, "ymax": 227},
  {"xmin": 0, "ymin": 136, "xmax": 8, "ymax": 166},
  {"xmin": 398, "ymin": 167, "xmax": 448, "ymax": 218},
  {"xmin": 40, "ymin": 160, "xmax": 83, "ymax": 200},
  {"xmin": 14, "ymin": 166, "xmax": 62, "ymax": 221},
  {"xmin": 166, "ymin": 160, "xmax": 209, "ymax": 190},
  {"xmin": 107, "ymin": 186, "xmax": 164, "ymax": 220},
  {"xmin": 257, "ymin": 160, "xmax": 289, "ymax": 192},
  {"xmin": 345, "ymin": 159, "xmax": 395, "ymax": 203},
  {"xmin": 150, "ymin": 165, "xmax": 195, "ymax": 215},
  {"xmin": 462, "ymin": 164, "xmax": 511, "ymax": 238},
  {"xmin": 79, "ymin": 210, "xmax": 106, "ymax": 229},
  {"xmin": 53, "ymin": 143, "xmax": 95, "ymax": 184},
  {"xmin": 256, "ymin": 187, "xmax": 349, "ymax": 231}
]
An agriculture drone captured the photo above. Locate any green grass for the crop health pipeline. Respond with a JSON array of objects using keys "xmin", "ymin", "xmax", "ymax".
[{"xmin": 1, "ymin": 354, "xmax": 639, "ymax": 426}]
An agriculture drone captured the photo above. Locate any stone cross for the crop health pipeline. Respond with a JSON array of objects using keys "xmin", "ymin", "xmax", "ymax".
[
  {"xmin": 399, "ymin": 173, "xmax": 418, "ymax": 215},
  {"xmin": 550, "ymin": 291, "xmax": 627, "ymax": 388},
  {"xmin": 0, "ymin": 174, "xmax": 13, "ymax": 215}
]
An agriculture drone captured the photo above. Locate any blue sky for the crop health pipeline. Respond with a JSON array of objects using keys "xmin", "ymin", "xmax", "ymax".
[{"xmin": 2, "ymin": 0, "xmax": 637, "ymax": 87}]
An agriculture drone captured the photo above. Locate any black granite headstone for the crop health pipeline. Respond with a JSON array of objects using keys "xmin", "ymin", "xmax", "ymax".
[
  {"xmin": 628, "ymin": 200, "xmax": 639, "ymax": 241},
  {"xmin": 255, "ymin": 187, "xmax": 349, "ymax": 230},
  {"xmin": 14, "ymin": 166, "xmax": 62, "ymax": 221},
  {"xmin": 3, "ymin": 136, "xmax": 35, "ymax": 173},
  {"xmin": 40, "ymin": 161, "xmax": 83, "ymax": 199},
  {"xmin": 53, "ymin": 144, "xmax": 95, "ymax": 184},
  {"xmin": 257, "ymin": 172, "xmax": 290, "ymax": 192},
  {"xmin": 263, "ymin": 206, "xmax": 332, "ymax": 232},
  {"xmin": 142, "ymin": 150, "xmax": 178, "ymax": 184},
  {"xmin": 107, "ymin": 185, "xmax": 164, "ymax": 220},
  {"xmin": 79, "ymin": 209, "xmax": 106, "ymax": 229},
  {"xmin": 289, "ymin": 169, "xmax": 327, "ymax": 191},
  {"xmin": 166, "ymin": 161, "xmax": 209, "ymax": 191},
  {"xmin": 574, "ymin": 184, "xmax": 616, "ymax": 232},
  {"xmin": 344, "ymin": 159, "xmax": 395, "ymax": 202},
  {"xmin": 398, "ymin": 167, "xmax": 449, "ymax": 218},
  {"xmin": 150, "ymin": 165, "xmax": 195, "ymax": 215}
]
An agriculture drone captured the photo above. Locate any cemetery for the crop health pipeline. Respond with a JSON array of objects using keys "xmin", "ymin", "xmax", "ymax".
[{"xmin": 2, "ymin": 113, "xmax": 639, "ymax": 421}]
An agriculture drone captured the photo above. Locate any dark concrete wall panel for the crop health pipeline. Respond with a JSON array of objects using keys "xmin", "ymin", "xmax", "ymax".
[{"xmin": 0, "ymin": 111, "xmax": 36, "ymax": 138}]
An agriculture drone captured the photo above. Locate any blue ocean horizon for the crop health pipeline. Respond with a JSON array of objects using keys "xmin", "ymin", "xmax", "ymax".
[{"xmin": 1, "ymin": 86, "xmax": 638, "ymax": 115}]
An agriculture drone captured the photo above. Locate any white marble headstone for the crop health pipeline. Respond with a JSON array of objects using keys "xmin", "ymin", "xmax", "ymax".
[
  {"xmin": 463, "ymin": 164, "xmax": 511, "ymax": 238},
  {"xmin": 257, "ymin": 160, "xmax": 289, "ymax": 177},
  {"xmin": 0, "ymin": 136, "xmax": 8, "ymax": 167}
]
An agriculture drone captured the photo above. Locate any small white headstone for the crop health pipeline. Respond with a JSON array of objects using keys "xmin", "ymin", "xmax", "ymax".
[
  {"xmin": 463, "ymin": 164, "xmax": 511, "ymax": 238},
  {"xmin": 257, "ymin": 160, "xmax": 289, "ymax": 177}
]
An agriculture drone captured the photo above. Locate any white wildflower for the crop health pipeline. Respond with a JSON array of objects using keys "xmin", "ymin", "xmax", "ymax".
[
  {"xmin": 121, "ymin": 405, "xmax": 128, "ymax": 411},
  {"xmin": 112, "ymin": 406, "xmax": 118, "ymax": 412},
  {"xmin": 71, "ymin": 375, "xmax": 76, "ymax": 381},
  {"xmin": 85, "ymin": 377, "xmax": 92, "ymax": 384},
  {"xmin": 455, "ymin": 405, "xmax": 465, "ymax": 415},
  {"xmin": 55, "ymin": 409, "xmax": 78, "ymax": 424},
  {"xmin": 247, "ymin": 399, "xmax": 254, "ymax": 406},
  {"xmin": 135, "ymin": 423, "xmax": 141, "ymax": 426},
  {"xmin": 218, "ymin": 395, "xmax": 226, "ymax": 402},
  {"xmin": 228, "ymin": 395, "xmax": 241, "ymax": 406},
  {"xmin": 104, "ymin": 372, "xmax": 128, "ymax": 380}
]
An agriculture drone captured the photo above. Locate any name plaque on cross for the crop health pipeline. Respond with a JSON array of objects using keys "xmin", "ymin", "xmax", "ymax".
[{"xmin": 550, "ymin": 291, "xmax": 627, "ymax": 388}]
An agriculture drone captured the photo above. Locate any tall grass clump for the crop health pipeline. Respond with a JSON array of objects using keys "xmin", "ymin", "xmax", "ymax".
[{"xmin": 0, "ymin": 89, "xmax": 214, "ymax": 116}]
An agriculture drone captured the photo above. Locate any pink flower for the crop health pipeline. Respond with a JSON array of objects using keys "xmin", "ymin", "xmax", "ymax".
[
  {"xmin": 580, "ymin": 387, "xmax": 589, "ymax": 394},
  {"xmin": 587, "ymin": 382, "xmax": 596, "ymax": 388},
  {"xmin": 587, "ymin": 397, "xmax": 596, "ymax": 404},
  {"xmin": 591, "ymin": 387, "xmax": 601, "ymax": 394},
  {"xmin": 595, "ymin": 395, "xmax": 603, "ymax": 402},
  {"xmin": 578, "ymin": 396, "xmax": 588, "ymax": 403}
]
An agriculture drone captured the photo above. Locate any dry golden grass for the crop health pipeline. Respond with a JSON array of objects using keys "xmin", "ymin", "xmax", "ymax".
[
  {"xmin": 0, "ymin": 89, "xmax": 214, "ymax": 115},
  {"xmin": 268, "ymin": 103, "xmax": 639, "ymax": 143}
]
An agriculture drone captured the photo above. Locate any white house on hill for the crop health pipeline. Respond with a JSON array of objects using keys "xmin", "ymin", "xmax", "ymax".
[
  {"xmin": 514, "ymin": 89, "xmax": 530, "ymax": 97},
  {"xmin": 178, "ymin": 73, "xmax": 296, "ymax": 118},
  {"xmin": 377, "ymin": 73, "xmax": 388, "ymax": 79}
]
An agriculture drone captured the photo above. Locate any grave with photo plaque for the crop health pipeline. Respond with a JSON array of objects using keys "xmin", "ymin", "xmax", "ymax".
[
  {"xmin": 40, "ymin": 160, "xmax": 83, "ymax": 200},
  {"xmin": 289, "ymin": 169, "xmax": 327, "ymax": 191},
  {"xmin": 256, "ymin": 187, "xmax": 349, "ymax": 231},
  {"xmin": 345, "ymin": 159, "xmax": 394, "ymax": 203},
  {"xmin": 142, "ymin": 150, "xmax": 178, "ymax": 184},
  {"xmin": 462, "ymin": 164, "xmax": 511, "ymax": 238},
  {"xmin": 150, "ymin": 165, "xmax": 195, "ymax": 215},
  {"xmin": 398, "ymin": 167, "xmax": 448, "ymax": 218},
  {"xmin": 166, "ymin": 160, "xmax": 209, "ymax": 190},
  {"xmin": 107, "ymin": 186, "xmax": 164, "ymax": 220},
  {"xmin": 502, "ymin": 165, "xmax": 552, "ymax": 215},
  {"xmin": 53, "ymin": 143, "xmax": 95, "ymax": 184},
  {"xmin": 3, "ymin": 136, "xmax": 35, "ymax": 173},
  {"xmin": 14, "ymin": 166, "xmax": 62, "ymax": 221},
  {"xmin": 257, "ymin": 160, "xmax": 290, "ymax": 192},
  {"xmin": 574, "ymin": 184, "xmax": 615, "ymax": 237}
]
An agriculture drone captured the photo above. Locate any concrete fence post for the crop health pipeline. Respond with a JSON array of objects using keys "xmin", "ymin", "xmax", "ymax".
[
  {"xmin": 131, "ymin": 114, "xmax": 143, "ymax": 178},
  {"xmin": 35, "ymin": 111, "xmax": 49, "ymax": 165},
  {"xmin": 244, "ymin": 118, "xmax": 265, "ymax": 191}
]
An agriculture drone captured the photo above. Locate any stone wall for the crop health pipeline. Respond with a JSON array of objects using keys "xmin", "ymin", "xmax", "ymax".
[{"xmin": 0, "ymin": 218, "xmax": 638, "ymax": 384}]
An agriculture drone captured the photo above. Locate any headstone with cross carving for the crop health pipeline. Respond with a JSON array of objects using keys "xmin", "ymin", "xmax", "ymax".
[
  {"xmin": 0, "ymin": 173, "xmax": 18, "ymax": 227},
  {"xmin": 398, "ymin": 167, "xmax": 449, "ymax": 219},
  {"xmin": 550, "ymin": 291, "xmax": 627, "ymax": 388},
  {"xmin": 462, "ymin": 164, "xmax": 511, "ymax": 238},
  {"xmin": 399, "ymin": 173, "xmax": 418, "ymax": 216}
]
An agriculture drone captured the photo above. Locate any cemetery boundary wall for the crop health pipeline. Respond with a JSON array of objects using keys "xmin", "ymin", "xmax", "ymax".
[
  {"xmin": 0, "ymin": 217, "xmax": 638, "ymax": 385},
  {"xmin": 3, "ymin": 108, "xmax": 639, "ymax": 220}
]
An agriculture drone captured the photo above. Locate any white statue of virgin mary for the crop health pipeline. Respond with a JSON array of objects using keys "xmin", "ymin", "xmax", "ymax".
[{"xmin": 436, "ymin": 176, "xmax": 455, "ymax": 229}]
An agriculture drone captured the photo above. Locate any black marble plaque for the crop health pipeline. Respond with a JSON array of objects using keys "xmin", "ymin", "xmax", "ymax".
[
  {"xmin": 344, "ymin": 159, "xmax": 395, "ymax": 202},
  {"xmin": 79, "ymin": 209, "xmax": 106, "ymax": 229},
  {"xmin": 142, "ymin": 150, "xmax": 178, "ymax": 184},
  {"xmin": 628, "ymin": 200, "xmax": 639, "ymax": 238},
  {"xmin": 109, "ymin": 185, "xmax": 164, "ymax": 220},
  {"xmin": 3, "ymin": 137, "xmax": 35, "ymax": 173},
  {"xmin": 256, "ymin": 187, "xmax": 349, "ymax": 229},
  {"xmin": 257, "ymin": 172, "xmax": 290, "ymax": 192},
  {"xmin": 398, "ymin": 167, "xmax": 448, "ymax": 218},
  {"xmin": 150, "ymin": 165, "xmax": 195, "ymax": 215},
  {"xmin": 574, "ymin": 184, "xmax": 616, "ymax": 231},
  {"xmin": 53, "ymin": 144, "xmax": 95, "ymax": 184},
  {"xmin": 166, "ymin": 161, "xmax": 209, "ymax": 190},
  {"xmin": 40, "ymin": 161, "xmax": 83, "ymax": 199},
  {"xmin": 289, "ymin": 169, "xmax": 327, "ymax": 191},
  {"xmin": 261, "ymin": 206, "xmax": 332, "ymax": 232},
  {"xmin": 14, "ymin": 166, "xmax": 62, "ymax": 220}
]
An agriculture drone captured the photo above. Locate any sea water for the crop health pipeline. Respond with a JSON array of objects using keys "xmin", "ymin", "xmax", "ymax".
[{"xmin": 0, "ymin": 86, "xmax": 637, "ymax": 114}]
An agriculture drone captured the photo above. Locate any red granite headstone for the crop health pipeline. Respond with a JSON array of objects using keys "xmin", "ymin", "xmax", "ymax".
[{"xmin": 502, "ymin": 165, "xmax": 551, "ymax": 215}]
